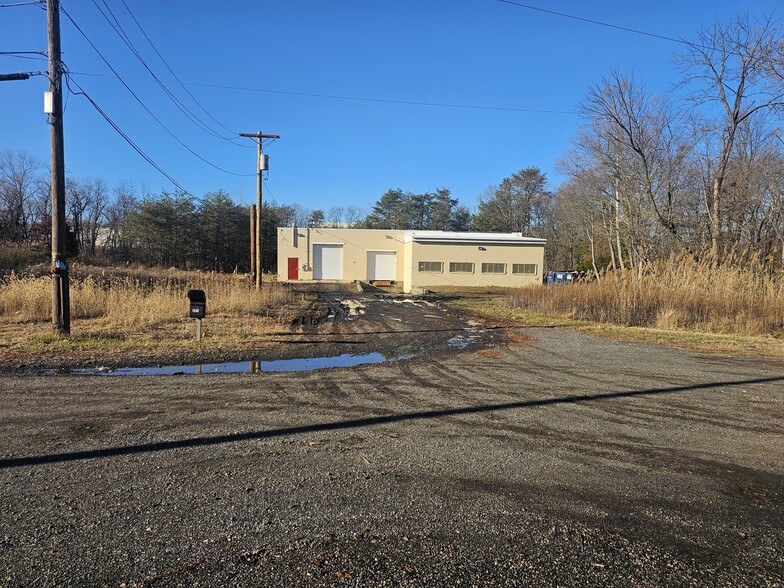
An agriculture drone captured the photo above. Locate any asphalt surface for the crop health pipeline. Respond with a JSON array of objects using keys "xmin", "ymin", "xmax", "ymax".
[{"xmin": 1, "ymin": 295, "xmax": 783, "ymax": 586}]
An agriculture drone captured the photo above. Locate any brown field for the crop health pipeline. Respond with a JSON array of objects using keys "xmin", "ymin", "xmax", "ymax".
[
  {"xmin": 0, "ymin": 265, "xmax": 306, "ymax": 366},
  {"xmin": 438, "ymin": 256, "xmax": 784, "ymax": 357},
  {"xmin": 508, "ymin": 255, "xmax": 784, "ymax": 336},
  {"xmin": 2, "ymin": 256, "xmax": 784, "ymax": 366}
]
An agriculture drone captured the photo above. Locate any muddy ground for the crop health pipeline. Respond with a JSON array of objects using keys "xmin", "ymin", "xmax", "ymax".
[
  {"xmin": 0, "ymin": 289, "xmax": 783, "ymax": 586},
  {"xmin": 1, "ymin": 284, "xmax": 498, "ymax": 374}
]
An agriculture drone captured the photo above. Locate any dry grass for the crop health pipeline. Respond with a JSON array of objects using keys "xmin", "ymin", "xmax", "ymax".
[
  {"xmin": 0, "ymin": 265, "xmax": 308, "ymax": 365},
  {"xmin": 0, "ymin": 265, "xmax": 296, "ymax": 329},
  {"xmin": 508, "ymin": 255, "xmax": 784, "ymax": 336}
]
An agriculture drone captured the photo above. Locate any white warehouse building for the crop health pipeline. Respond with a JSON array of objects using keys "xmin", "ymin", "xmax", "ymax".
[{"xmin": 277, "ymin": 227, "xmax": 545, "ymax": 293}]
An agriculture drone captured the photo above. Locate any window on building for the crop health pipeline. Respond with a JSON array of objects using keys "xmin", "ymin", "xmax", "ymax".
[
  {"xmin": 418, "ymin": 261, "xmax": 443, "ymax": 273},
  {"xmin": 481, "ymin": 263, "xmax": 506, "ymax": 274},
  {"xmin": 512, "ymin": 263, "xmax": 538, "ymax": 275},
  {"xmin": 449, "ymin": 262, "xmax": 474, "ymax": 273}
]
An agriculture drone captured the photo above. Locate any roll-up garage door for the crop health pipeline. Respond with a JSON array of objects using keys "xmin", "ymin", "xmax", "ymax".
[
  {"xmin": 367, "ymin": 251, "xmax": 396, "ymax": 281},
  {"xmin": 313, "ymin": 244, "xmax": 343, "ymax": 280}
]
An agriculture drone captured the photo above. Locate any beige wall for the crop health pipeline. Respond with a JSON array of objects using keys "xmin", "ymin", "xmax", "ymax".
[
  {"xmin": 405, "ymin": 241, "xmax": 544, "ymax": 292},
  {"xmin": 277, "ymin": 228, "xmax": 405, "ymax": 282},
  {"xmin": 277, "ymin": 228, "xmax": 545, "ymax": 292}
]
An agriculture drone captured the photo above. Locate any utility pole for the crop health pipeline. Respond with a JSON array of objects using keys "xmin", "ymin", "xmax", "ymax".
[
  {"xmin": 47, "ymin": 0, "xmax": 70, "ymax": 334},
  {"xmin": 240, "ymin": 131, "xmax": 279, "ymax": 289},
  {"xmin": 249, "ymin": 204, "xmax": 256, "ymax": 284}
]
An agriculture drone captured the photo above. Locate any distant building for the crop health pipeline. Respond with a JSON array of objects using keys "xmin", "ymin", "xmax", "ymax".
[{"xmin": 277, "ymin": 228, "xmax": 545, "ymax": 293}]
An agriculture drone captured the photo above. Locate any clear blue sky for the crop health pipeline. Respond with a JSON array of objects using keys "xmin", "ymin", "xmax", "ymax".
[{"xmin": 1, "ymin": 0, "xmax": 781, "ymax": 213}]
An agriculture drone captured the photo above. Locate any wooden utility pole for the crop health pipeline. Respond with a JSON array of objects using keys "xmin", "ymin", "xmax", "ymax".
[
  {"xmin": 249, "ymin": 204, "xmax": 256, "ymax": 284},
  {"xmin": 47, "ymin": 0, "xmax": 70, "ymax": 334},
  {"xmin": 240, "ymin": 132, "xmax": 279, "ymax": 289}
]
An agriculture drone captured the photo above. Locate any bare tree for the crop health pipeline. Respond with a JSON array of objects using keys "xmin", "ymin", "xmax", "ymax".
[
  {"xmin": 67, "ymin": 177, "xmax": 109, "ymax": 257},
  {"xmin": 678, "ymin": 14, "xmax": 784, "ymax": 258},
  {"xmin": 105, "ymin": 179, "xmax": 138, "ymax": 257},
  {"xmin": 344, "ymin": 205, "xmax": 365, "ymax": 228},
  {"xmin": 0, "ymin": 150, "xmax": 43, "ymax": 243},
  {"xmin": 581, "ymin": 71, "xmax": 691, "ymax": 258},
  {"xmin": 289, "ymin": 203, "xmax": 311, "ymax": 228},
  {"xmin": 326, "ymin": 205, "xmax": 345, "ymax": 227}
]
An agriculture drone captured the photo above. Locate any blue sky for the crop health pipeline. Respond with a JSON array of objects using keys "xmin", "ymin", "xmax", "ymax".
[{"xmin": 1, "ymin": 0, "xmax": 781, "ymax": 213}]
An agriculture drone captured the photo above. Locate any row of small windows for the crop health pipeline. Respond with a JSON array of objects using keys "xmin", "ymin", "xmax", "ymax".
[{"xmin": 417, "ymin": 261, "xmax": 538, "ymax": 275}]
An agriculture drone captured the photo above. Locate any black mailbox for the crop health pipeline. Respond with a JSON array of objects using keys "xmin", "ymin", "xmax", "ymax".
[{"xmin": 187, "ymin": 289, "xmax": 206, "ymax": 319}]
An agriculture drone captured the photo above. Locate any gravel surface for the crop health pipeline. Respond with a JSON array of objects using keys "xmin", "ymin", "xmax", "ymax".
[{"xmin": 1, "ymin": 296, "xmax": 783, "ymax": 586}]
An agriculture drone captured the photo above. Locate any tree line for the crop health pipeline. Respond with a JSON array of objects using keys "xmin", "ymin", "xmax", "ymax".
[
  {"xmin": 3, "ymin": 14, "xmax": 784, "ymax": 274},
  {"xmin": 0, "ymin": 154, "xmax": 297, "ymax": 273},
  {"xmin": 0, "ymin": 150, "xmax": 550, "ymax": 273},
  {"xmin": 551, "ymin": 14, "xmax": 784, "ymax": 274}
]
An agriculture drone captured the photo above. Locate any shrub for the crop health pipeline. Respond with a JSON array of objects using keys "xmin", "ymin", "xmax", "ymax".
[{"xmin": 510, "ymin": 255, "xmax": 784, "ymax": 335}]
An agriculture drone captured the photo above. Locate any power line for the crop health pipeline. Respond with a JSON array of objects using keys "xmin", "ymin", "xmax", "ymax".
[
  {"xmin": 0, "ymin": 54, "xmax": 48, "ymax": 61},
  {"xmin": 64, "ymin": 72, "xmax": 195, "ymax": 198},
  {"xmin": 60, "ymin": 5, "xmax": 253, "ymax": 177},
  {"xmin": 68, "ymin": 71, "xmax": 578, "ymax": 115},
  {"xmin": 0, "ymin": 1, "xmax": 43, "ymax": 6},
  {"xmin": 88, "ymin": 0, "xmax": 248, "ymax": 147},
  {"xmin": 262, "ymin": 177, "xmax": 275, "ymax": 201},
  {"xmin": 116, "ymin": 0, "xmax": 245, "ymax": 141},
  {"xmin": 497, "ymin": 0, "xmax": 713, "ymax": 51},
  {"xmin": 0, "ymin": 51, "xmax": 47, "ymax": 57}
]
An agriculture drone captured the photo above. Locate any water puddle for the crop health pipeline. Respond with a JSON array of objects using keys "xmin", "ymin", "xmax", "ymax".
[
  {"xmin": 64, "ymin": 350, "xmax": 418, "ymax": 377},
  {"xmin": 447, "ymin": 334, "xmax": 481, "ymax": 349}
]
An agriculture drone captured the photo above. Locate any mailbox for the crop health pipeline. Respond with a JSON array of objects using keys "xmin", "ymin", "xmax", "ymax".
[{"xmin": 187, "ymin": 289, "xmax": 206, "ymax": 319}]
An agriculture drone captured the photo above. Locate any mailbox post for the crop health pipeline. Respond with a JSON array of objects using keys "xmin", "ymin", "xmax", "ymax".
[{"xmin": 187, "ymin": 289, "xmax": 206, "ymax": 342}]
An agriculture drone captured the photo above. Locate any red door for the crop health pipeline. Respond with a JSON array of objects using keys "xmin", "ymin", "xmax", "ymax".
[{"xmin": 287, "ymin": 257, "xmax": 299, "ymax": 280}]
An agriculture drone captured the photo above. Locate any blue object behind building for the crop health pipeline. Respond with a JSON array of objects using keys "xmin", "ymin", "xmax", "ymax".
[{"xmin": 545, "ymin": 271, "xmax": 577, "ymax": 285}]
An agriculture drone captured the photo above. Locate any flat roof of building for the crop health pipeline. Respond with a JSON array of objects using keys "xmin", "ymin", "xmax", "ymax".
[
  {"xmin": 277, "ymin": 227, "xmax": 546, "ymax": 246},
  {"xmin": 404, "ymin": 230, "xmax": 546, "ymax": 245}
]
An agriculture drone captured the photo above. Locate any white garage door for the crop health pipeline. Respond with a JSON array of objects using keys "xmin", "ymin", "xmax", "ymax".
[
  {"xmin": 313, "ymin": 244, "xmax": 343, "ymax": 280},
  {"xmin": 367, "ymin": 251, "xmax": 396, "ymax": 281}
]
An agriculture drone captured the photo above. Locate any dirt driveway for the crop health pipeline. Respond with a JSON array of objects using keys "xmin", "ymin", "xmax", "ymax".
[{"xmin": 1, "ymin": 292, "xmax": 783, "ymax": 586}]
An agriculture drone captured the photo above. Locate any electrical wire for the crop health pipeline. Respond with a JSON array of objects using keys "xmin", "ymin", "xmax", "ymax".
[
  {"xmin": 64, "ymin": 72, "xmax": 195, "ymax": 198},
  {"xmin": 497, "ymin": 0, "xmax": 715, "ymax": 51},
  {"xmin": 0, "ymin": 53, "xmax": 48, "ymax": 61},
  {"xmin": 262, "ymin": 178, "xmax": 275, "ymax": 201},
  {"xmin": 0, "ymin": 1, "xmax": 42, "ymax": 6},
  {"xmin": 68, "ymin": 71, "xmax": 578, "ymax": 115},
  {"xmin": 60, "ymin": 5, "xmax": 253, "ymax": 177},
  {"xmin": 89, "ymin": 0, "xmax": 248, "ymax": 147},
  {"xmin": 116, "ymin": 0, "xmax": 245, "ymax": 141},
  {"xmin": 0, "ymin": 51, "xmax": 47, "ymax": 57}
]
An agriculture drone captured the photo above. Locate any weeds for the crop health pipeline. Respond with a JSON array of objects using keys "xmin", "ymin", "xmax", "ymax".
[
  {"xmin": 509, "ymin": 254, "xmax": 784, "ymax": 336},
  {"xmin": 0, "ymin": 267, "xmax": 296, "ymax": 328}
]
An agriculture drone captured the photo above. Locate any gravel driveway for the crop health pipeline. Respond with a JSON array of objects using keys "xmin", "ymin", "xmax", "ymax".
[{"xmin": 1, "ymin": 296, "xmax": 782, "ymax": 586}]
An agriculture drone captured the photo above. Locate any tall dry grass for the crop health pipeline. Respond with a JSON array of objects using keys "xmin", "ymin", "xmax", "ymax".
[
  {"xmin": 510, "ymin": 254, "xmax": 784, "ymax": 336},
  {"xmin": 0, "ymin": 243, "xmax": 46, "ymax": 274},
  {"xmin": 0, "ymin": 269, "xmax": 294, "ymax": 327}
]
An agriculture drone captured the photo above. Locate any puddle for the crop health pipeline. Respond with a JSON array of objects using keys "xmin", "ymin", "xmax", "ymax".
[
  {"xmin": 62, "ymin": 350, "xmax": 418, "ymax": 377},
  {"xmin": 447, "ymin": 335, "xmax": 481, "ymax": 349}
]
